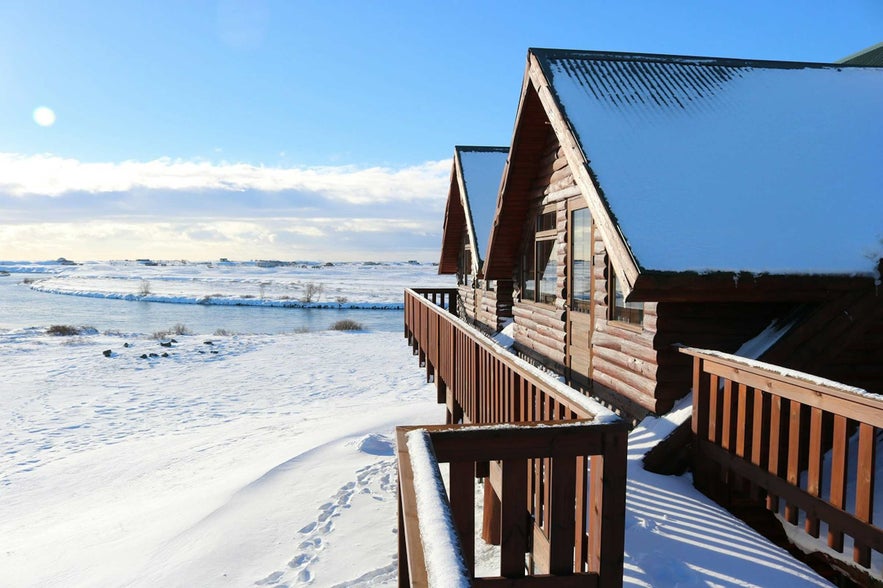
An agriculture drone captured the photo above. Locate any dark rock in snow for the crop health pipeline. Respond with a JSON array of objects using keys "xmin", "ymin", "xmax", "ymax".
[
  {"xmin": 203, "ymin": 341, "xmax": 214, "ymax": 346},
  {"xmin": 140, "ymin": 354, "xmax": 148, "ymax": 359},
  {"xmin": 149, "ymin": 353, "xmax": 159, "ymax": 358},
  {"xmin": 160, "ymin": 341, "xmax": 172, "ymax": 347},
  {"xmin": 161, "ymin": 352, "xmax": 169, "ymax": 358},
  {"xmin": 102, "ymin": 349, "xmax": 112, "ymax": 357}
]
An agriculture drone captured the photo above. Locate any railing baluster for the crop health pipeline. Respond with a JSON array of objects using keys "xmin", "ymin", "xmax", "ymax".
[
  {"xmin": 805, "ymin": 407, "xmax": 823, "ymax": 537},
  {"xmin": 828, "ymin": 414, "xmax": 848, "ymax": 552},
  {"xmin": 854, "ymin": 422, "xmax": 876, "ymax": 567},
  {"xmin": 678, "ymin": 346, "xmax": 882, "ymax": 577},
  {"xmin": 500, "ymin": 458, "xmax": 529, "ymax": 578},
  {"xmin": 785, "ymin": 400, "xmax": 802, "ymax": 524}
]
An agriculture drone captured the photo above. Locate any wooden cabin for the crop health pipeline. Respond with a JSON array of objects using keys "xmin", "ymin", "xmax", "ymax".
[
  {"xmin": 438, "ymin": 146, "xmax": 513, "ymax": 333},
  {"xmin": 481, "ymin": 48, "xmax": 883, "ymax": 422}
]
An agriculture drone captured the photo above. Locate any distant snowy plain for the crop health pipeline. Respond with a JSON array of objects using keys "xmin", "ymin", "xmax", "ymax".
[{"xmin": 0, "ymin": 261, "xmax": 844, "ymax": 586}]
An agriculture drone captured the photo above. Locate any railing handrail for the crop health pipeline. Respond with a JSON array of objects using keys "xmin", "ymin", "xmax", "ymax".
[
  {"xmin": 398, "ymin": 427, "xmax": 471, "ymax": 588},
  {"xmin": 405, "ymin": 288, "xmax": 615, "ymax": 422},
  {"xmin": 679, "ymin": 346, "xmax": 883, "ymax": 427}
]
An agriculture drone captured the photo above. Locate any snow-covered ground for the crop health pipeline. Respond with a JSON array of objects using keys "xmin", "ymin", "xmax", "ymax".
[
  {"xmin": 0, "ymin": 262, "xmax": 844, "ymax": 586},
  {"xmin": 5, "ymin": 260, "xmax": 453, "ymax": 309}
]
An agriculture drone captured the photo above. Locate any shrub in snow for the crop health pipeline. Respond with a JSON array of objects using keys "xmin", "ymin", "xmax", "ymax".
[
  {"xmin": 330, "ymin": 319, "xmax": 363, "ymax": 331},
  {"xmin": 46, "ymin": 324, "xmax": 82, "ymax": 336},
  {"xmin": 300, "ymin": 282, "xmax": 324, "ymax": 303}
]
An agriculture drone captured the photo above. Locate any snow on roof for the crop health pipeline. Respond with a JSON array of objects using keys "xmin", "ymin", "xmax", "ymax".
[
  {"xmin": 535, "ymin": 49, "xmax": 883, "ymax": 275},
  {"xmin": 457, "ymin": 147, "xmax": 508, "ymax": 265}
]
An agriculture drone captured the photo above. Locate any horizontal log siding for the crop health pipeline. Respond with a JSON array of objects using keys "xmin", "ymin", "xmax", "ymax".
[
  {"xmin": 651, "ymin": 301, "xmax": 797, "ymax": 411},
  {"xmin": 589, "ymin": 216, "xmax": 665, "ymax": 413},
  {"xmin": 512, "ymin": 131, "xmax": 573, "ymax": 370},
  {"xmin": 458, "ymin": 283, "xmax": 475, "ymax": 323}
]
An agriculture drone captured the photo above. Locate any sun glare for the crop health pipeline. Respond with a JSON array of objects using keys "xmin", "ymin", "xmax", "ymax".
[{"xmin": 33, "ymin": 106, "xmax": 56, "ymax": 127}]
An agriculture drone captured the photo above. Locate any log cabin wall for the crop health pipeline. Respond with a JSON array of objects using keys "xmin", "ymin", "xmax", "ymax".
[
  {"xmin": 510, "ymin": 128, "xmax": 572, "ymax": 370},
  {"xmin": 815, "ymin": 309, "xmax": 883, "ymax": 395},
  {"xmin": 650, "ymin": 301, "xmax": 797, "ymax": 413},
  {"xmin": 474, "ymin": 280, "xmax": 514, "ymax": 333},
  {"xmin": 589, "ymin": 227, "xmax": 661, "ymax": 419}
]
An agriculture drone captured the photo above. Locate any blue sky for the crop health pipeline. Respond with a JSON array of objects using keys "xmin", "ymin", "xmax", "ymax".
[{"xmin": 0, "ymin": 0, "xmax": 880, "ymax": 261}]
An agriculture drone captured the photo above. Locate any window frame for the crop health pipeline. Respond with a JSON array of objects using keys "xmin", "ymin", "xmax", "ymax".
[
  {"xmin": 608, "ymin": 263, "xmax": 644, "ymax": 329},
  {"xmin": 521, "ymin": 204, "xmax": 558, "ymax": 305}
]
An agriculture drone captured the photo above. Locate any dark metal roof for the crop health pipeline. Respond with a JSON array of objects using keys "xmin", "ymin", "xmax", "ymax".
[{"xmin": 838, "ymin": 42, "xmax": 883, "ymax": 67}]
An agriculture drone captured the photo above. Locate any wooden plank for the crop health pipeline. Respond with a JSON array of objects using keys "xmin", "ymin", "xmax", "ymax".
[
  {"xmin": 828, "ymin": 414, "xmax": 848, "ymax": 552},
  {"xmin": 853, "ymin": 422, "xmax": 876, "ymax": 567},
  {"xmin": 425, "ymin": 422, "xmax": 620, "ymax": 466},
  {"xmin": 684, "ymin": 350, "xmax": 883, "ymax": 427},
  {"xmin": 784, "ymin": 400, "xmax": 802, "ymax": 524},
  {"xmin": 766, "ymin": 395, "xmax": 782, "ymax": 512},
  {"xmin": 735, "ymin": 383, "xmax": 748, "ymax": 459},
  {"xmin": 597, "ymin": 430, "xmax": 627, "ymax": 587},
  {"xmin": 472, "ymin": 573, "xmax": 598, "ymax": 587},
  {"xmin": 805, "ymin": 407, "xmax": 823, "ymax": 537},
  {"xmin": 450, "ymin": 460, "xmax": 476, "ymax": 576},
  {"xmin": 501, "ymin": 459, "xmax": 529, "ymax": 577},
  {"xmin": 698, "ymin": 438, "xmax": 883, "ymax": 557},
  {"xmin": 549, "ymin": 455, "xmax": 577, "ymax": 574},
  {"xmin": 395, "ymin": 428, "xmax": 429, "ymax": 588},
  {"xmin": 574, "ymin": 455, "xmax": 588, "ymax": 572}
]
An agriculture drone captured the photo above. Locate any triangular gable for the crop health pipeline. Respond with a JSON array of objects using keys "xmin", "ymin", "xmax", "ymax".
[
  {"xmin": 487, "ymin": 48, "xmax": 883, "ymax": 300},
  {"xmin": 439, "ymin": 146, "xmax": 508, "ymax": 275},
  {"xmin": 484, "ymin": 50, "xmax": 640, "ymax": 295}
]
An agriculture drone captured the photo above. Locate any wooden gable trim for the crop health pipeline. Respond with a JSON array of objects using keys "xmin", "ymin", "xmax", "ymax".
[
  {"xmin": 452, "ymin": 150, "xmax": 485, "ymax": 279},
  {"xmin": 526, "ymin": 51, "xmax": 642, "ymax": 298},
  {"xmin": 438, "ymin": 157, "xmax": 466, "ymax": 275}
]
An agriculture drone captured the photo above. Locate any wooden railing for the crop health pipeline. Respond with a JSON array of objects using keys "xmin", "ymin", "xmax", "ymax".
[
  {"xmin": 681, "ymin": 347, "xmax": 882, "ymax": 572},
  {"xmin": 397, "ymin": 421, "xmax": 628, "ymax": 587},
  {"xmin": 402, "ymin": 288, "xmax": 627, "ymax": 585}
]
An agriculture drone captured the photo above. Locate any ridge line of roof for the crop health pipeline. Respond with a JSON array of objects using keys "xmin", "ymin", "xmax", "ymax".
[
  {"xmin": 455, "ymin": 145, "xmax": 509, "ymax": 154},
  {"xmin": 528, "ymin": 47, "xmax": 876, "ymax": 70}
]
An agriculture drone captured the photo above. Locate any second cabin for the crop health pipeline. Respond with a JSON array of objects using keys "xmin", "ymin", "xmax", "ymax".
[{"xmin": 438, "ymin": 146, "xmax": 513, "ymax": 333}]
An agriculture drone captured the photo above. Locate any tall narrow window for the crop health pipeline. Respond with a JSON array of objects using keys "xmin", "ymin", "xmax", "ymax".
[
  {"xmin": 570, "ymin": 207, "xmax": 591, "ymax": 313},
  {"xmin": 609, "ymin": 266, "xmax": 643, "ymax": 326},
  {"xmin": 521, "ymin": 206, "xmax": 557, "ymax": 304}
]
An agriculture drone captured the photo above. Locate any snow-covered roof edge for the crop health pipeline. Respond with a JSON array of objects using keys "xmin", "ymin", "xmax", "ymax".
[{"xmin": 455, "ymin": 146, "xmax": 508, "ymax": 276}]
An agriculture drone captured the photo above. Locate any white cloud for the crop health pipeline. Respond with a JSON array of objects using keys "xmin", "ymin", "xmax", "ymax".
[
  {"xmin": 0, "ymin": 153, "xmax": 451, "ymax": 204},
  {"xmin": 0, "ymin": 153, "xmax": 453, "ymax": 261}
]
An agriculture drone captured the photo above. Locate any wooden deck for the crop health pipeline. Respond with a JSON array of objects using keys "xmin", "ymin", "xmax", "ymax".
[
  {"xmin": 682, "ymin": 347, "xmax": 882, "ymax": 578},
  {"xmin": 402, "ymin": 288, "xmax": 628, "ymax": 586}
]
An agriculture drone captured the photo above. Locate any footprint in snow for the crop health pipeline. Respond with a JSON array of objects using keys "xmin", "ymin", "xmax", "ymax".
[{"xmin": 255, "ymin": 458, "xmax": 397, "ymax": 587}]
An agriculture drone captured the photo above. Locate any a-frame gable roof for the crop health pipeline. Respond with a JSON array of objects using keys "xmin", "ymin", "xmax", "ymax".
[
  {"xmin": 839, "ymin": 41, "xmax": 883, "ymax": 67},
  {"xmin": 486, "ymin": 48, "xmax": 883, "ymax": 299},
  {"xmin": 438, "ymin": 146, "xmax": 508, "ymax": 275}
]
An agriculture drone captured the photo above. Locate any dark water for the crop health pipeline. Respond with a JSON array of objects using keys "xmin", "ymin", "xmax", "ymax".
[{"xmin": 0, "ymin": 274, "xmax": 404, "ymax": 335}]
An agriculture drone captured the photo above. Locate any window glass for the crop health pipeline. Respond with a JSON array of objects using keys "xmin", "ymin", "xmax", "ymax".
[
  {"xmin": 537, "ymin": 239, "xmax": 556, "ymax": 303},
  {"xmin": 522, "ymin": 249, "xmax": 535, "ymax": 300},
  {"xmin": 611, "ymin": 269, "xmax": 643, "ymax": 325},
  {"xmin": 536, "ymin": 210, "xmax": 556, "ymax": 233},
  {"xmin": 571, "ymin": 208, "xmax": 591, "ymax": 313}
]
